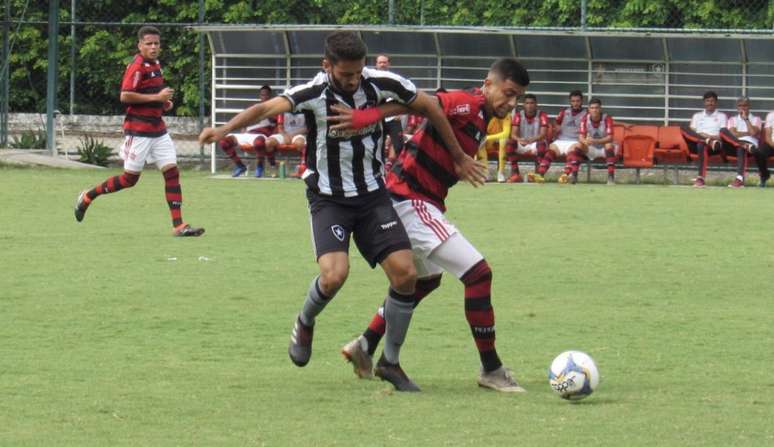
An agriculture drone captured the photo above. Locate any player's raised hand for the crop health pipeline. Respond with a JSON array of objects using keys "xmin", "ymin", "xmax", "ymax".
[
  {"xmin": 163, "ymin": 100, "xmax": 174, "ymax": 112},
  {"xmin": 327, "ymin": 104, "xmax": 353, "ymax": 130},
  {"xmin": 198, "ymin": 127, "xmax": 225, "ymax": 145},
  {"xmin": 454, "ymin": 154, "xmax": 488, "ymax": 187}
]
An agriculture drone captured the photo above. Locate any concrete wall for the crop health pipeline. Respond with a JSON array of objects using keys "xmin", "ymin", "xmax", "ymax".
[{"xmin": 7, "ymin": 113, "xmax": 209, "ymax": 157}]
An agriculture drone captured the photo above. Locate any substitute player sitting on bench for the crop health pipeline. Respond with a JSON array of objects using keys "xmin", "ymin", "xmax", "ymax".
[
  {"xmin": 265, "ymin": 112, "xmax": 307, "ymax": 177},
  {"xmin": 217, "ymin": 85, "xmax": 278, "ymax": 177}
]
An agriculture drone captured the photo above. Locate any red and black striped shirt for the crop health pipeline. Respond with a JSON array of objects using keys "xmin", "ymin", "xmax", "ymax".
[
  {"xmin": 120, "ymin": 54, "xmax": 167, "ymax": 137},
  {"xmin": 387, "ymin": 89, "xmax": 488, "ymax": 212}
]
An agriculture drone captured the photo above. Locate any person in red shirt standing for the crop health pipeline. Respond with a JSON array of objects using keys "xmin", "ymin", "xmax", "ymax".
[
  {"xmin": 74, "ymin": 26, "xmax": 203, "ymax": 237},
  {"xmin": 336, "ymin": 58, "xmax": 530, "ymax": 392}
]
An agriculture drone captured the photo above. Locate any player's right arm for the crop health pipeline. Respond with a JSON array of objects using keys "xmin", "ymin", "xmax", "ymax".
[
  {"xmin": 119, "ymin": 62, "xmax": 174, "ymax": 105},
  {"xmin": 510, "ymin": 113, "xmax": 522, "ymax": 143},
  {"xmin": 120, "ymin": 89, "xmax": 174, "ymax": 104},
  {"xmin": 408, "ymin": 91, "xmax": 487, "ymax": 186},
  {"xmin": 199, "ymin": 97, "xmax": 292, "ymax": 144}
]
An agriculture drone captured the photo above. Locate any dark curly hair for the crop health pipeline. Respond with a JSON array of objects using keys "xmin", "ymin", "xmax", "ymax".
[{"xmin": 324, "ymin": 31, "xmax": 367, "ymax": 65}]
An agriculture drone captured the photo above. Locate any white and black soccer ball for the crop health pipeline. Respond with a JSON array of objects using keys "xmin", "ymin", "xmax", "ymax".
[{"xmin": 548, "ymin": 350, "xmax": 600, "ymax": 400}]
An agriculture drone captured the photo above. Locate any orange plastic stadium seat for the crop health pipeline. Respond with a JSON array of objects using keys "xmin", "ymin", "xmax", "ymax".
[
  {"xmin": 622, "ymin": 135, "xmax": 655, "ymax": 168},
  {"xmin": 655, "ymin": 126, "xmax": 689, "ymax": 164},
  {"xmin": 276, "ymin": 143, "xmax": 299, "ymax": 154},
  {"xmin": 612, "ymin": 123, "xmax": 630, "ymax": 147},
  {"xmin": 275, "ymin": 143, "xmax": 302, "ymax": 164},
  {"xmin": 629, "ymin": 125, "xmax": 659, "ymax": 141}
]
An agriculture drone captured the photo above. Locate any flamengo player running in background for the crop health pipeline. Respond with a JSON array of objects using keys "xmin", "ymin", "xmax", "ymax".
[
  {"xmin": 74, "ymin": 26, "xmax": 204, "ymax": 237},
  {"xmin": 199, "ymin": 32, "xmax": 486, "ymax": 392},
  {"xmin": 336, "ymin": 58, "xmax": 530, "ymax": 392}
]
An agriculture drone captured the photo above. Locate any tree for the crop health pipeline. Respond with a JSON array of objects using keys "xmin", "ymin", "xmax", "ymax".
[{"xmin": 3, "ymin": 0, "xmax": 771, "ymax": 115}]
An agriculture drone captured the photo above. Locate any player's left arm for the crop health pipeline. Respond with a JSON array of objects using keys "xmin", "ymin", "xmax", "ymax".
[
  {"xmin": 593, "ymin": 116, "xmax": 614, "ymax": 145},
  {"xmin": 328, "ymin": 91, "xmax": 486, "ymax": 186},
  {"xmin": 406, "ymin": 91, "xmax": 487, "ymax": 186},
  {"xmin": 533, "ymin": 112, "xmax": 549, "ymax": 143}
]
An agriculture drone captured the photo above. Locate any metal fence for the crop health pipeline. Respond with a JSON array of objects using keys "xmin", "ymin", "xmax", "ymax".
[{"xmin": 1, "ymin": 0, "xmax": 773, "ymax": 160}]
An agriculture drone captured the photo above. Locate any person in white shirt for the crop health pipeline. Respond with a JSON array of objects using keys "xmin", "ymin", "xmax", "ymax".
[
  {"xmin": 719, "ymin": 96, "xmax": 764, "ymax": 188},
  {"xmin": 680, "ymin": 91, "xmax": 728, "ymax": 188}
]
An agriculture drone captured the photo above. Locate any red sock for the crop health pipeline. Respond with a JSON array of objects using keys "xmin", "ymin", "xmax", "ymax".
[
  {"xmin": 538, "ymin": 149, "xmax": 554, "ymax": 175},
  {"xmin": 163, "ymin": 167, "xmax": 184, "ymax": 228},
  {"xmin": 461, "ymin": 260, "xmax": 501, "ymax": 372},
  {"xmin": 254, "ymin": 138, "xmax": 266, "ymax": 166},
  {"xmin": 569, "ymin": 150, "xmax": 583, "ymax": 174},
  {"xmin": 219, "ymin": 138, "xmax": 243, "ymax": 166},
  {"xmin": 86, "ymin": 171, "xmax": 140, "ymax": 202},
  {"xmin": 506, "ymin": 142, "xmax": 519, "ymax": 172},
  {"xmin": 605, "ymin": 148, "xmax": 617, "ymax": 175}
]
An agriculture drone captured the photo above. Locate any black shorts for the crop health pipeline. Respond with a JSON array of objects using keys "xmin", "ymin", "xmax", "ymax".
[{"xmin": 307, "ymin": 188, "xmax": 412, "ymax": 268}]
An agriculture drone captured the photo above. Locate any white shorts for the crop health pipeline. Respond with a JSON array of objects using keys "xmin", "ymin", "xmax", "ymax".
[
  {"xmin": 230, "ymin": 132, "xmax": 267, "ymax": 150},
  {"xmin": 269, "ymin": 133, "xmax": 307, "ymax": 146},
  {"xmin": 585, "ymin": 143, "xmax": 618, "ymax": 160},
  {"xmin": 516, "ymin": 142, "xmax": 538, "ymax": 155},
  {"xmin": 120, "ymin": 134, "xmax": 176, "ymax": 172},
  {"xmin": 551, "ymin": 139, "xmax": 580, "ymax": 155},
  {"xmin": 392, "ymin": 199, "xmax": 483, "ymax": 279}
]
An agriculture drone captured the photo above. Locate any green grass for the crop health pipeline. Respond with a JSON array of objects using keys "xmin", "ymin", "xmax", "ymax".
[{"xmin": 1, "ymin": 167, "xmax": 773, "ymax": 446}]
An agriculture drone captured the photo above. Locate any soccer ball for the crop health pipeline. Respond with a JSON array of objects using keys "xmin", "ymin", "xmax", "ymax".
[{"xmin": 548, "ymin": 350, "xmax": 600, "ymax": 400}]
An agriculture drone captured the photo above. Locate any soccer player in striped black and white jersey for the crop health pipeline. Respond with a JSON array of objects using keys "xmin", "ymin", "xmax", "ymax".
[
  {"xmin": 336, "ymin": 58, "xmax": 531, "ymax": 392},
  {"xmin": 199, "ymin": 31, "xmax": 486, "ymax": 391}
]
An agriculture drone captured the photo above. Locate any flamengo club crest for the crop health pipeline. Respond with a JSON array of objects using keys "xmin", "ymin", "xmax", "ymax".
[{"xmin": 331, "ymin": 225, "xmax": 346, "ymax": 242}]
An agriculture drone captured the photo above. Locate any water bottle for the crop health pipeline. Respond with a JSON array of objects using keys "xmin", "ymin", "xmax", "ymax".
[{"xmin": 279, "ymin": 161, "xmax": 286, "ymax": 179}]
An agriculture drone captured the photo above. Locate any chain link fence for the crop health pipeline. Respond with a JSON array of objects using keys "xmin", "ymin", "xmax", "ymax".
[{"xmin": 1, "ymin": 0, "xmax": 773, "ymax": 160}]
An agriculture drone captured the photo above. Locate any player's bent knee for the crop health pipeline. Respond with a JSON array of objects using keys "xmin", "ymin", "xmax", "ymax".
[
  {"xmin": 388, "ymin": 261, "xmax": 417, "ymax": 293},
  {"xmin": 319, "ymin": 265, "xmax": 349, "ymax": 295},
  {"xmin": 123, "ymin": 171, "xmax": 141, "ymax": 186}
]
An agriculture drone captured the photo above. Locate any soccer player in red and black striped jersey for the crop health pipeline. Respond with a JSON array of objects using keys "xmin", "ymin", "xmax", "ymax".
[
  {"xmin": 337, "ymin": 58, "xmax": 531, "ymax": 392},
  {"xmin": 74, "ymin": 26, "xmax": 203, "ymax": 237}
]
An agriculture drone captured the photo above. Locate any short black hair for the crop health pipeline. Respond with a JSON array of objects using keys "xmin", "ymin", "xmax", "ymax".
[
  {"xmin": 589, "ymin": 98, "xmax": 602, "ymax": 106},
  {"xmin": 324, "ymin": 32, "xmax": 367, "ymax": 65},
  {"xmin": 489, "ymin": 58, "xmax": 530, "ymax": 87},
  {"xmin": 137, "ymin": 26, "xmax": 160, "ymax": 42},
  {"xmin": 259, "ymin": 85, "xmax": 273, "ymax": 95},
  {"xmin": 524, "ymin": 93, "xmax": 537, "ymax": 102},
  {"xmin": 703, "ymin": 91, "xmax": 718, "ymax": 100},
  {"xmin": 569, "ymin": 90, "xmax": 583, "ymax": 99}
]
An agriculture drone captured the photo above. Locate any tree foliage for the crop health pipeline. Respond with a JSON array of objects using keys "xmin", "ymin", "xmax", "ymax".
[{"xmin": 3, "ymin": 0, "xmax": 772, "ymax": 115}]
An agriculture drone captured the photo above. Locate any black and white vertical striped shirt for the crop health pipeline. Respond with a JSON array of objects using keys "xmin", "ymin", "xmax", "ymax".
[{"xmin": 281, "ymin": 68, "xmax": 417, "ymax": 198}]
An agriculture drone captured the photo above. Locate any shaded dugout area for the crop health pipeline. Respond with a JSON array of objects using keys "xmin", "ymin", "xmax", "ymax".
[{"xmin": 194, "ymin": 25, "xmax": 774, "ymax": 174}]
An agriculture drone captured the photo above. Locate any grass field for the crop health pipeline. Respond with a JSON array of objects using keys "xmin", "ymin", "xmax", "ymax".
[{"xmin": 1, "ymin": 167, "xmax": 773, "ymax": 446}]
